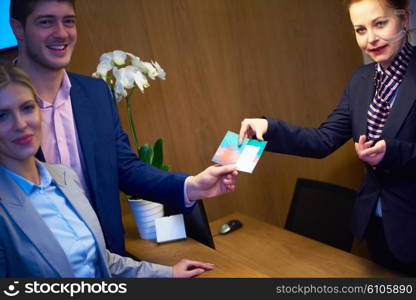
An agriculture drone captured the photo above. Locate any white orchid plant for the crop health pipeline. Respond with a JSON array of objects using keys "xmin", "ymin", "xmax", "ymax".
[{"xmin": 93, "ymin": 50, "xmax": 170, "ymax": 171}]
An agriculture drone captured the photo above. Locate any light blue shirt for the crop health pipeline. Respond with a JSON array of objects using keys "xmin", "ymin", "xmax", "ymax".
[{"xmin": 1, "ymin": 162, "xmax": 100, "ymax": 277}]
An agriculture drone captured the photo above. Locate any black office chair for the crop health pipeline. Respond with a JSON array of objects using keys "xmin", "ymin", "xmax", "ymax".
[
  {"xmin": 164, "ymin": 200, "xmax": 215, "ymax": 249},
  {"xmin": 285, "ymin": 178, "xmax": 356, "ymax": 252}
]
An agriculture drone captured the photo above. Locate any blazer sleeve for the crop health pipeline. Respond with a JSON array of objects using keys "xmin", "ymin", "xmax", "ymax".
[
  {"xmin": 263, "ymin": 80, "xmax": 353, "ymax": 158},
  {"xmin": 105, "ymin": 250, "xmax": 172, "ymax": 278},
  {"xmin": 100, "ymin": 79, "xmax": 192, "ymax": 213},
  {"xmin": 376, "ymin": 139, "xmax": 416, "ymax": 175}
]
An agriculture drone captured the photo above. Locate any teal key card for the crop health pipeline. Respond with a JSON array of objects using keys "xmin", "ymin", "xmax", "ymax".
[{"xmin": 212, "ymin": 131, "xmax": 267, "ymax": 173}]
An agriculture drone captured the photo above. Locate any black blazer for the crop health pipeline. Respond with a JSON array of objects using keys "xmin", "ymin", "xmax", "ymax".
[{"xmin": 264, "ymin": 49, "xmax": 416, "ymax": 262}]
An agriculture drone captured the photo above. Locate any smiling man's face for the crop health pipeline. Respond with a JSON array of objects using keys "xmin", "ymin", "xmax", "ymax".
[{"xmin": 20, "ymin": 1, "xmax": 77, "ymax": 71}]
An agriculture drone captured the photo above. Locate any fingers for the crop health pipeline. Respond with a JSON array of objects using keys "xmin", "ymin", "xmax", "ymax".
[
  {"xmin": 355, "ymin": 135, "xmax": 374, "ymax": 158},
  {"xmin": 223, "ymin": 171, "xmax": 238, "ymax": 182},
  {"xmin": 223, "ymin": 184, "xmax": 236, "ymax": 193},
  {"xmin": 239, "ymin": 120, "xmax": 250, "ymax": 145},
  {"xmin": 359, "ymin": 135, "xmax": 374, "ymax": 148},
  {"xmin": 358, "ymin": 135, "xmax": 366, "ymax": 145},
  {"xmin": 354, "ymin": 142, "xmax": 360, "ymax": 153},
  {"xmin": 188, "ymin": 165, "xmax": 238, "ymax": 200},
  {"xmin": 360, "ymin": 144, "xmax": 383, "ymax": 157},
  {"xmin": 186, "ymin": 260, "xmax": 215, "ymax": 270},
  {"xmin": 356, "ymin": 140, "xmax": 386, "ymax": 166},
  {"xmin": 222, "ymin": 169, "xmax": 238, "ymax": 190},
  {"xmin": 365, "ymin": 140, "xmax": 374, "ymax": 148},
  {"xmin": 173, "ymin": 260, "xmax": 215, "ymax": 278},
  {"xmin": 185, "ymin": 268, "xmax": 206, "ymax": 277},
  {"xmin": 239, "ymin": 119, "xmax": 266, "ymax": 144},
  {"xmin": 256, "ymin": 130, "xmax": 264, "ymax": 141},
  {"xmin": 356, "ymin": 135, "xmax": 367, "ymax": 151},
  {"xmin": 222, "ymin": 178, "xmax": 235, "ymax": 185},
  {"xmin": 364, "ymin": 139, "xmax": 385, "ymax": 153},
  {"xmin": 355, "ymin": 135, "xmax": 365, "ymax": 157},
  {"xmin": 209, "ymin": 164, "xmax": 238, "ymax": 177},
  {"xmin": 222, "ymin": 174, "xmax": 237, "ymax": 192}
]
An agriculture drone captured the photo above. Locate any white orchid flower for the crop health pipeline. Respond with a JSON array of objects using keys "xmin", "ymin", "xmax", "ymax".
[
  {"xmin": 95, "ymin": 50, "xmax": 166, "ymax": 102},
  {"xmin": 95, "ymin": 60, "xmax": 113, "ymax": 78},
  {"xmin": 113, "ymin": 80, "xmax": 127, "ymax": 102},
  {"xmin": 100, "ymin": 52, "xmax": 113, "ymax": 63},
  {"xmin": 112, "ymin": 50, "xmax": 127, "ymax": 66},
  {"xmin": 126, "ymin": 52, "xmax": 141, "ymax": 66},
  {"xmin": 113, "ymin": 66, "xmax": 135, "ymax": 89},
  {"xmin": 152, "ymin": 61, "xmax": 166, "ymax": 80},
  {"xmin": 130, "ymin": 55, "xmax": 142, "ymax": 67},
  {"xmin": 141, "ymin": 62, "xmax": 158, "ymax": 80},
  {"xmin": 133, "ymin": 69, "xmax": 149, "ymax": 93}
]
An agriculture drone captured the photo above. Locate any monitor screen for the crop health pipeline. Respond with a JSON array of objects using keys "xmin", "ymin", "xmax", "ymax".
[{"xmin": 0, "ymin": 0, "xmax": 17, "ymax": 50}]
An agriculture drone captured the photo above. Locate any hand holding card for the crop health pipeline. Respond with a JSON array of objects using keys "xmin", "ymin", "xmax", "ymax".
[{"xmin": 212, "ymin": 131, "xmax": 267, "ymax": 173}]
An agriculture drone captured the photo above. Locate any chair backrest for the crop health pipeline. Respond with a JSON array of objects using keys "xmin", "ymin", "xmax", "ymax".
[
  {"xmin": 164, "ymin": 200, "xmax": 215, "ymax": 249},
  {"xmin": 285, "ymin": 178, "xmax": 356, "ymax": 252}
]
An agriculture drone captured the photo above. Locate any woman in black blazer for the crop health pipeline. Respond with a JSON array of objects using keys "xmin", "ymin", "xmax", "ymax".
[{"xmin": 239, "ymin": 0, "xmax": 416, "ymax": 275}]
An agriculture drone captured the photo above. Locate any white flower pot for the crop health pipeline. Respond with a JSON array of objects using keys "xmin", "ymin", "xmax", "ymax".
[{"xmin": 128, "ymin": 199, "xmax": 164, "ymax": 240}]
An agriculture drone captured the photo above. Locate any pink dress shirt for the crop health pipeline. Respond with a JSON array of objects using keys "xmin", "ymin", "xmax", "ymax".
[{"xmin": 39, "ymin": 72, "xmax": 88, "ymax": 194}]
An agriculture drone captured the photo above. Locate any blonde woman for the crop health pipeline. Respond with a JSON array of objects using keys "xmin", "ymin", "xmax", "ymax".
[{"xmin": 0, "ymin": 64, "xmax": 213, "ymax": 277}]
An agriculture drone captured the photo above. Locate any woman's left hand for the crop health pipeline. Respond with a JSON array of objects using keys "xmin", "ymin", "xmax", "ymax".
[
  {"xmin": 172, "ymin": 259, "xmax": 214, "ymax": 278},
  {"xmin": 354, "ymin": 135, "xmax": 386, "ymax": 166}
]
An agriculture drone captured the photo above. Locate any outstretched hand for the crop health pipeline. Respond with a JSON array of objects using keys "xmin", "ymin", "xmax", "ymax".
[
  {"xmin": 354, "ymin": 135, "xmax": 386, "ymax": 166},
  {"xmin": 186, "ymin": 164, "xmax": 238, "ymax": 200},
  {"xmin": 172, "ymin": 259, "xmax": 214, "ymax": 278},
  {"xmin": 239, "ymin": 118, "xmax": 268, "ymax": 144}
]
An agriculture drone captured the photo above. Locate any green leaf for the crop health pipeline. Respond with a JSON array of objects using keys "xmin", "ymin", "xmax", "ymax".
[
  {"xmin": 152, "ymin": 138, "xmax": 164, "ymax": 168},
  {"xmin": 139, "ymin": 144, "xmax": 154, "ymax": 165},
  {"xmin": 160, "ymin": 164, "xmax": 171, "ymax": 172}
]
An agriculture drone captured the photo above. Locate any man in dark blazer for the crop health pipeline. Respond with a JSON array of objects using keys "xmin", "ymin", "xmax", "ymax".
[{"xmin": 10, "ymin": 0, "xmax": 238, "ymax": 255}]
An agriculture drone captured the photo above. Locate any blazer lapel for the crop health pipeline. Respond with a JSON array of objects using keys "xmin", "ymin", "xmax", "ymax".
[
  {"xmin": 0, "ymin": 168, "xmax": 74, "ymax": 277},
  {"xmin": 355, "ymin": 65, "xmax": 376, "ymax": 138},
  {"xmin": 68, "ymin": 75, "xmax": 98, "ymax": 198},
  {"xmin": 45, "ymin": 164, "xmax": 110, "ymax": 277},
  {"xmin": 381, "ymin": 55, "xmax": 416, "ymax": 139}
]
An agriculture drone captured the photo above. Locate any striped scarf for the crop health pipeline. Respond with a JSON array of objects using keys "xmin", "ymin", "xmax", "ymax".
[{"xmin": 367, "ymin": 42, "xmax": 415, "ymax": 141}]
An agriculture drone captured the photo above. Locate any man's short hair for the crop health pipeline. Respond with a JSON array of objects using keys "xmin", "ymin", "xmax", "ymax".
[{"xmin": 10, "ymin": 0, "xmax": 76, "ymax": 26}]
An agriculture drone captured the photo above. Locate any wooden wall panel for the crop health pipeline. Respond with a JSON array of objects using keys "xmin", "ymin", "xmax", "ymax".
[{"xmin": 68, "ymin": 0, "xmax": 364, "ymax": 225}]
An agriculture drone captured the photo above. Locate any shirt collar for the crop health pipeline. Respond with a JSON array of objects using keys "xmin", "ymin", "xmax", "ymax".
[
  {"xmin": 61, "ymin": 71, "xmax": 72, "ymax": 94},
  {"xmin": 12, "ymin": 58, "xmax": 71, "ymax": 94},
  {"xmin": 38, "ymin": 71, "xmax": 72, "ymax": 109},
  {"xmin": 0, "ymin": 161, "xmax": 53, "ymax": 195}
]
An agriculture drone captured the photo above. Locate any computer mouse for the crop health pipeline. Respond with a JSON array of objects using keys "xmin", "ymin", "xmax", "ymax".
[{"xmin": 218, "ymin": 219, "xmax": 243, "ymax": 235}]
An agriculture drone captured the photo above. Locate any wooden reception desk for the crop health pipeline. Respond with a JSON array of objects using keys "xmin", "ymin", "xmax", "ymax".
[{"xmin": 124, "ymin": 212, "xmax": 400, "ymax": 277}]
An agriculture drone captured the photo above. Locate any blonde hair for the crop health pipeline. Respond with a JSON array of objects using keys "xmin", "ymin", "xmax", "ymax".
[{"xmin": 0, "ymin": 64, "xmax": 37, "ymax": 99}]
